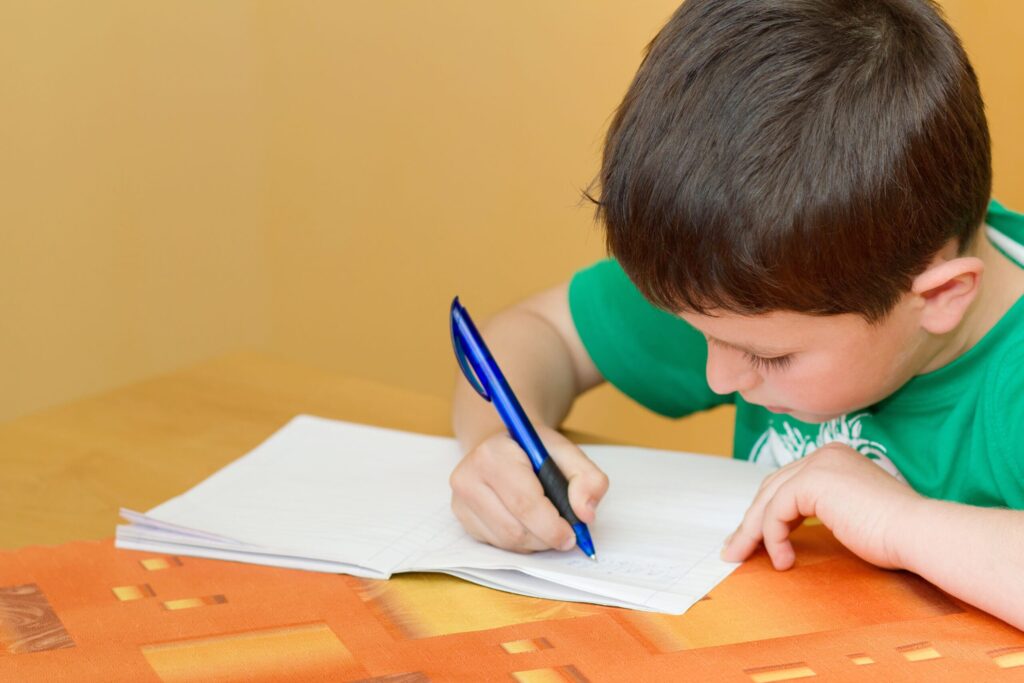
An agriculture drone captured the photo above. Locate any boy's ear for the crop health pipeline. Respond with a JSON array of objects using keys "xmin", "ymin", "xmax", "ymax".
[{"xmin": 912, "ymin": 256, "xmax": 984, "ymax": 335}]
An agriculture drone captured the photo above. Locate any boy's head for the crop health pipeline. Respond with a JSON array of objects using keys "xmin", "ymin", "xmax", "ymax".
[{"xmin": 591, "ymin": 0, "xmax": 993, "ymax": 422}]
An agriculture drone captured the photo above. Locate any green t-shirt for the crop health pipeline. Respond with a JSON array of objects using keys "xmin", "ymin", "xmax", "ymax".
[{"xmin": 569, "ymin": 200, "xmax": 1024, "ymax": 508}]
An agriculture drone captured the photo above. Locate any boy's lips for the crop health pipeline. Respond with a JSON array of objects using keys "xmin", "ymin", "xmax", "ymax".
[{"xmin": 741, "ymin": 394, "xmax": 789, "ymax": 414}]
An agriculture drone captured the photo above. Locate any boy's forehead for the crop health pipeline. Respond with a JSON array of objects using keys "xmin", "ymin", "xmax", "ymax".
[{"xmin": 677, "ymin": 308, "xmax": 864, "ymax": 353}]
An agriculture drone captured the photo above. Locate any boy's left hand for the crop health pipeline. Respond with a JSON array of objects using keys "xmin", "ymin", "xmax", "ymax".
[{"xmin": 721, "ymin": 443, "xmax": 921, "ymax": 571}]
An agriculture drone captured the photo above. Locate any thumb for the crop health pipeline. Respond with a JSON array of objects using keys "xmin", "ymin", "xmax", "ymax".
[{"xmin": 541, "ymin": 430, "xmax": 609, "ymax": 524}]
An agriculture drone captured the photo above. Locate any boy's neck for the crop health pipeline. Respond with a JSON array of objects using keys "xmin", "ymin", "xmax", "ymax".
[{"xmin": 920, "ymin": 226, "xmax": 1024, "ymax": 374}]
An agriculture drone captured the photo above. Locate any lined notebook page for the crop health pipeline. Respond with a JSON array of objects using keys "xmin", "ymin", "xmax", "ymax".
[
  {"xmin": 119, "ymin": 415, "xmax": 773, "ymax": 613},
  {"xmin": 408, "ymin": 442, "xmax": 770, "ymax": 612},
  {"xmin": 139, "ymin": 416, "xmax": 460, "ymax": 575}
]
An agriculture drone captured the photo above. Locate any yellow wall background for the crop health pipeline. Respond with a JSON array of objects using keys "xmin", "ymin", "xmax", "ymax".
[{"xmin": 2, "ymin": 1, "xmax": 1022, "ymax": 445}]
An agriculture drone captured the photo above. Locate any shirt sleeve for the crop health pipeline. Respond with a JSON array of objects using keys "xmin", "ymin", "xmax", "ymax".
[{"xmin": 568, "ymin": 258, "xmax": 732, "ymax": 417}]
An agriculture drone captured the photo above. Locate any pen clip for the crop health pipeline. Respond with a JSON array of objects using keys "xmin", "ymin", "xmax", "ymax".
[{"xmin": 450, "ymin": 297, "xmax": 491, "ymax": 401}]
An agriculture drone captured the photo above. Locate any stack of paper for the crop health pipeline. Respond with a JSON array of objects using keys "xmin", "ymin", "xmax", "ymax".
[{"xmin": 116, "ymin": 415, "xmax": 772, "ymax": 614}]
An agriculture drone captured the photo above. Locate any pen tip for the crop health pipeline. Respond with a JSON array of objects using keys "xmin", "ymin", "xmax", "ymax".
[{"xmin": 588, "ymin": 553, "xmax": 597, "ymax": 562}]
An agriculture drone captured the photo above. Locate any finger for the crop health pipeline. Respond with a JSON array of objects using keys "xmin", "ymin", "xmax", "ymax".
[
  {"xmin": 450, "ymin": 443, "xmax": 555, "ymax": 551},
  {"xmin": 567, "ymin": 466, "xmax": 608, "ymax": 525},
  {"xmin": 720, "ymin": 521, "xmax": 763, "ymax": 563},
  {"xmin": 754, "ymin": 455, "xmax": 810, "ymax": 493},
  {"xmin": 762, "ymin": 480, "xmax": 815, "ymax": 571},
  {"xmin": 765, "ymin": 472, "xmax": 825, "ymax": 570},
  {"xmin": 451, "ymin": 497, "xmax": 503, "ymax": 547},
  {"xmin": 471, "ymin": 444, "xmax": 577, "ymax": 551},
  {"xmin": 454, "ymin": 485, "xmax": 553, "ymax": 552},
  {"xmin": 483, "ymin": 466, "xmax": 577, "ymax": 551},
  {"xmin": 761, "ymin": 504, "xmax": 802, "ymax": 571},
  {"xmin": 542, "ymin": 435, "xmax": 609, "ymax": 524},
  {"xmin": 721, "ymin": 461, "xmax": 806, "ymax": 562}
]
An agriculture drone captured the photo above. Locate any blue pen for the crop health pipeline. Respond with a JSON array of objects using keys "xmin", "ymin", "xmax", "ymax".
[{"xmin": 450, "ymin": 296, "xmax": 597, "ymax": 561}]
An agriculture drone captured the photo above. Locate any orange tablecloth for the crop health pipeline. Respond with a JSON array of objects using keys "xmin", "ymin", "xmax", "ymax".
[{"xmin": 2, "ymin": 524, "xmax": 1022, "ymax": 681}]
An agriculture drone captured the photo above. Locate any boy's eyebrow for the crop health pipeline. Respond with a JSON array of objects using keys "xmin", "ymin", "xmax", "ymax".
[{"xmin": 704, "ymin": 334, "xmax": 791, "ymax": 357}]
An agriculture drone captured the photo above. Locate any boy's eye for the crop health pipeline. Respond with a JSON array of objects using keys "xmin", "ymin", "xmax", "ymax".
[
  {"xmin": 744, "ymin": 352, "xmax": 793, "ymax": 372},
  {"xmin": 704, "ymin": 336, "xmax": 794, "ymax": 372}
]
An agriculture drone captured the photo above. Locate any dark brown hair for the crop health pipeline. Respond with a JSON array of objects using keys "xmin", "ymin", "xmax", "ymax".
[{"xmin": 591, "ymin": 0, "xmax": 991, "ymax": 321}]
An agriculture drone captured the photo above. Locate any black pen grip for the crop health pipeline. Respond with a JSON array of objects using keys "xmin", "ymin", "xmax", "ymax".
[{"xmin": 537, "ymin": 458, "xmax": 581, "ymax": 526}]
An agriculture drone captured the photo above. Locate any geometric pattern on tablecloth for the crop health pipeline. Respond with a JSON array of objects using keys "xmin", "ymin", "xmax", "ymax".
[{"xmin": 0, "ymin": 524, "xmax": 1022, "ymax": 682}]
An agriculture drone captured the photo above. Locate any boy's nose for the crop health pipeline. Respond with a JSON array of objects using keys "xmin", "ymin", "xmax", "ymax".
[{"xmin": 705, "ymin": 346, "xmax": 760, "ymax": 395}]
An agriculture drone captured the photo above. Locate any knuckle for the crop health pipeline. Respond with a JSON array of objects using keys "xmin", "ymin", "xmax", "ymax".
[
  {"xmin": 505, "ymin": 489, "xmax": 536, "ymax": 518},
  {"xmin": 738, "ymin": 508, "xmax": 760, "ymax": 533},
  {"xmin": 815, "ymin": 443, "xmax": 845, "ymax": 461},
  {"xmin": 509, "ymin": 544, "xmax": 538, "ymax": 556},
  {"xmin": 472, "ymin": 436, "xmax": 503, "ymax": 460},
  {"xmin": 463, "ymin": 523, "xmax": 489, "ymax": 545},
  {"xmin": 733, "ymin": 524, "xmax": 755, "ymax": 545},
  {"xmin": 762, "ymin": 497, "xmax": 783, "ymax": 524},
  {"xmin": 537, "ymin": 523, "xmax": 567, "ymax": 548},
  {"xmin": 483, "ymin": 441, "xmax": 523, "ymax": 470},
  {"xmin": 500, "ymin": 522, "xmax": 528, "ymax": 547},
  {"xmin": 489, "ymin": 434, "xmax": 519, "ymax": 454},
  {"xmin": 450, "ymin": 496, "xmax": 470, "ymax": 518},
  {"xmin": 449, "ymin": 500, "xmax": 475, "ymax": 530},
  {"xmin": 448, "ymin": 468, "xmax": 472, "ymax": 497},
  {"xmin": 471, "ymin": 443, "xmax": 497, "ymax": 466}
]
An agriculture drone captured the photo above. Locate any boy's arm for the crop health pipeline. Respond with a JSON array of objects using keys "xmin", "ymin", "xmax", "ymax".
[
  {"xmin": 899, "ymin": 498, "xmax": 1024, "ymax": 629},
  {"xmin": 721, "ymin": 443, "xmax": 1024, "ymax": 630},
  {"xmin": 452, "ymin": 283, "xmax": 604, "ymax": 452},
  {"xmin": 450, "ymin": 283, "xmax": 610, "ymax": 553}
]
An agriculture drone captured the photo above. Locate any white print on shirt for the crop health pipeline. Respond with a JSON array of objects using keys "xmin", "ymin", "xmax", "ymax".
[{"xmin": 749, "ymin": 412, "xmax": 906, "ymax": 481}]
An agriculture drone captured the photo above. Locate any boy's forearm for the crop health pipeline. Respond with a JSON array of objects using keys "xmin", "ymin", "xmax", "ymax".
[
  {"xmin": 451, "ymin": 307, "xmax": 582, "ymax": 453},
  {"xmin": 898, "ymin": 498, "xmax": 1024, "ymax": 630}
]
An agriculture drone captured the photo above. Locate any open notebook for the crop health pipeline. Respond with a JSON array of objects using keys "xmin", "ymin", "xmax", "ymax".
[{"xmin": 115, "ymin": 415, "xmax": 773, "ymax": 614}]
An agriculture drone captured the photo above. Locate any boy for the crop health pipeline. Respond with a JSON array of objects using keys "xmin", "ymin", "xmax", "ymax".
[{"xmin": 450, "ymin": 0, "xmax": 1024, "ymax": 628}]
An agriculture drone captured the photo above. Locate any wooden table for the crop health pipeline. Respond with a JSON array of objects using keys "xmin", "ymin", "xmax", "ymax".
[
  {"xmin": 2, "ymin": 353, "xmax": 1022, "ymax": 681},
  {"xmin": 1, "ymin": 352, "xmax": 462, "ymax": 549}
]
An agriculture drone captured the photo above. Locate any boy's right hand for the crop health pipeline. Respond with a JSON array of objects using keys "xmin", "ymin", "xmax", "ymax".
[{"xmin": 449, "ymin": 425, "xmax": 609, "ymax": 554}]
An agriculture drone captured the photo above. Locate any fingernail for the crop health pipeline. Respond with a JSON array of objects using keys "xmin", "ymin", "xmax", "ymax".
[{"xmin": 560, "ymin": 537, "xmax": 576, "ymax": 551}]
